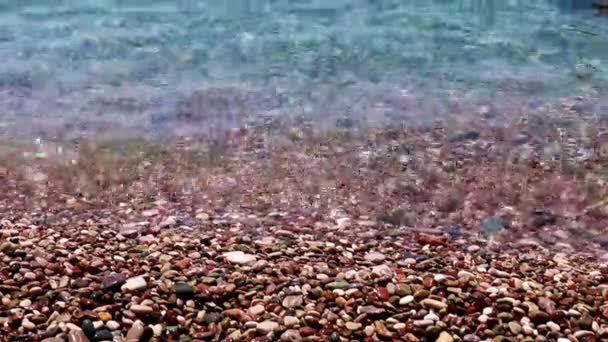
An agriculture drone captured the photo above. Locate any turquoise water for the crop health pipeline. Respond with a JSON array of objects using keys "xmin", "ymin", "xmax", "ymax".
[{"xmin": 0, "ymin": 0, "xmax": 607, "ymax": 138}]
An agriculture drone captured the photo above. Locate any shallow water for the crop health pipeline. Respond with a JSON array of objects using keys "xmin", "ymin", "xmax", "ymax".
[{"xmin": 0, "ymin": 0, "xmax": 607, "ymax": 139}]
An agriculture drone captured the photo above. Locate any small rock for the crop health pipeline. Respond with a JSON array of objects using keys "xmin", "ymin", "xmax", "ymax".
[
  {"xmin": 547, "ymin": 321, "xmax": 560, "ymax": 333},
  {"xmin": 98, "ymin": 312, "xmax": 112, "ymax": 322},
  {"xmin": 173, "ymin": 282, "xmax": 194, "ymax": 297},
  {"xmin": 437, "ymin": 332, "xmax": 454, "ymax": 342},
  {"xmin": 106, "ymin": 320, "xmax": 120, "ymax": 330},
  {"xmin": 346, "ymin": 322, "xmax": 362, "ymax": 331},
  {"xmin": 71, "ymin": 278, "xmax": 90, "ymax": 289},
  {"xmin": 101, "ymin": 272, "xmax": 126, "ymax": 291},
  {"xmin": 249, "ymin": 304, "xmax": 265, "ymax": 316},
  {"xmin": 284, "ymin": 316, "xmax": 299, "ymax": 328},
  {"xmin": 508, "ymin": 321, "xmax": 522, "ymax": 335},
  {"xmin": 421, "ymin": 298, "xmax": 447, "ymax": 310},
  {"xmin": 281, "ymin": 329, "xmax": 302, "ymax": 342},
  {"xmin": 19, "ymin": 299, "xmax": 32, "ymax": 308},
  {"xmin": 125, "ymin": 320, "xmax": 145, "ymax": 341},
  {"xmin": 371, "ymin": 264, "xmax": 394, "ymax": 278},
  {"xmin": 82, "ymin": 319, "xmax": 96, "ymax": 339},
  {"xmin": 121, "ymin": 276, "xmax": 147, "ymax": 292},
  {"xmin": 22, "ymin": 320, "xmax": 36, "ymax": 330},
  {"xmin": 223, "ymin": 251, "xmax": 257, "ymax": 265},
  {"xmin": 358, "ymin": 305, "xmax": 386, "ymax": 315},
  {"xmin": 282, "ymin": 295, "xmax": 303, "ymax": 309},
  {"xmin": 364, "ymin": 252, "xmax": 386, "ymax": 264},
  {"xmin": 93, "ymin": 330, "xmax": 113, "ymax": 341},
  {"xmin": 399, "ymin": 295, "xmax": 415, "ymax": 305},
  {"xmin": 326, "ymin": 281, "xmax": 349, "ymax": 289},
  {"xmin": 257, "ymin": 320, "xmax": 279, "ymax": 334},
  {"xmin": 130, "ymin": 304, "xmax": 153, "ymax": 315}
]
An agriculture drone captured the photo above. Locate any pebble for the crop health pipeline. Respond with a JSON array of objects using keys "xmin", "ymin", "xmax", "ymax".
[
  {"xmin": 130, "ymin": 304, "xmax": 153, "ymax": 314},
  {"xmin": 364, "ymin": 252, "xmax": 386, "ymax": 264},
  {"xmin": 547, "ymin": 321, "xmax": 560, "ymax": 333},
  {"xmin": 414, "ymin": 319, "xmax": 434, "ymax": 327},
  {"xmin": 98, "ymin": 312, "xmax": 112, "ymax": 322},
  {"xmin": 249, "ymin": 304, "xmax": 265, "ymax": 316},
  {"xmin": 93, "ymin": 330, "xmax": 113, "ymax": 341},
  {"xmin": 281, "ymin": 329, "xmax": 302, "ymax": 342},
  {"xmin": 421, "ymin": 298, "xmax": 447, "ymax": 310},
  {"xmin": 284, "ymin": 316, "xmax": 299, "ymax": 328},
  {"xmin": 22, "ymin": 320, "xmax": 36, "ymax": 330},
  {"xmin": 121, "ymin": 276, "xmax": 147, "ymax": 292},
  {"xmin": 101, "ymin": 272, "xmax": 126, "ymax": 291},
  {"xmin": 346, "ymin": 322, "xmax": 362, "ymax": 330},
  {"xmin": 437, "ymin": 331, "xmax": 454, "ymax": 342},
  {"xmin": 257, "ymin": 320, "xmax": 279, "ymax": 334},
  {"xmin": 400, "ymin": 295, "xmax": 415, "ymax": 305},
  {"xmin": 371, "ymin": 264, "xmax": 394, "ymax": 278},
  {"xmin": 125, "ymin": 320, "xmax": 145, "ymax": 341},
  {"xmin": 282, "ymin": 295, "xmax": 303, "ymax": 308},
  {"xmin": 106, "ymin": 320, "xmax": 120, "ymax": 330},
  {"xmin": 173, "ymin": 282, "xmax": 194, "ymax": 296},
  {"xmin": 509, "ymin": 321, "xmax": 522, "ymax": 335},
  {"xmin": 223, "ymin": 251, "xmax": 257, "ymax": 265},
  {"xmin": 19, "ymin": 298, "xmax": 32, "ymax": 308}
]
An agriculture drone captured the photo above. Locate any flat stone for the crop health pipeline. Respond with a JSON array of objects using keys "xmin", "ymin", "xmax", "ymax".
[
  {"xmin": 326, "ymin": 281, "xmax": 349, "ymax": 289},
  {"xmin": 281, "ymin": 329, "xmax": 302, "ymax": 342},
  {"xmin": 249, "ymin": 304, "xmax": 265, "ymax": 316},
  {"xmin": 173, "ymin": 282, "xmax": 194, "ymax": 297},
  {"xmin": 437, "ymin": 332, "xmax": 454, "ymax": 342},
  {"xmin": 358, "ymin": 306, "xmax": 386, "ymax": 315},
  {"xmin": 399, "ymin": 295, "xmax": 415, "ymax": 305},
  {"xmin": 284, "ymin": 316, "xmax": 299, "ymax": 328},
  {"xmin": 106, "ymin": 321, "xmax": 120, "ymax": 330},
  {"xmin": 414, "ymin": 320, "xmax": 434, "ymax": 327},
  {"xmin": 257, "ymin": 320, "xmax": 279, "ymax": 334},
  {"xmin": 223, "ymin": 251, "xmax": 257, "ymax": 265},
  {"xmin": 93, "ymin": 330, "xmax": 113, "ymax": 341},
  {"xmin": 101, "ymin": 272, "xmax": 126, "ymax": 291},
  {"xmin": 121, "ymin": 276, "xmax": 147, "ymax": 292},
  {"xmin": 19, "ymin": 299, "xmax": 32, "ymax": 308},
  {"xmin": 125, "ymin": 320, "xmax": 145, "ymax": 341},
  {"xmin": 282, "ymin": 295, "xmax": 303, "ymax": 309},
  {"xmin": 364, "ymin": 252, "xmax": 386, "ymax": 264},
  {"xmin": 421, "ymin": 298, "xmax": 447, "ymax": 310},
  {"xmin": 371, "ymin": 264, "xmax": 394, "ymax": 278},
  {"xmin": 130, "ymin": 304, "xmax": 153, "ymax": 315},
  {"xmin": 346, "ymin": 322, "xmax": 362, "ymax": 331}
]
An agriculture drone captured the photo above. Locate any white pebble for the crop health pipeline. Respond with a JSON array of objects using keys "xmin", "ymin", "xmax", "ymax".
[
  {"xmin": 478, "ymin": 314, "xmax": 488, "ymax": 323},
  {"xmin": 393, "ymin": 323, "xmax": 406, "ymax": 330},
  {"xmin": 482, "ymin": 307, "xmax": 493, "ymax": 315},
  {"xmin": 399, "ymin": 295, "xmax": 414, "ymax": 306},
  {"xmin": 547, "ymin": 321, "xmax": 560, "ymax": 333},
  {"xmin": 424, "ymin": 312, "xmax": 439, "ymax": 321},
  {"xmin": 106, "ymin": 321, "xmax": 120, "ymax": 330}
]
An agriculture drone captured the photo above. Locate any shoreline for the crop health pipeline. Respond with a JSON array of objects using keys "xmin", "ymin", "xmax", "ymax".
[{"xmin": 2, "ymin": 106, "xmax": 608, "ymax": 341}]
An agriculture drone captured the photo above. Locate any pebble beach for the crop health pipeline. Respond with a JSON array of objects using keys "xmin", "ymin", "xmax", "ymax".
[{"xmin": 2, "ymin": 99, "xmax": 608, "ymax": 342}]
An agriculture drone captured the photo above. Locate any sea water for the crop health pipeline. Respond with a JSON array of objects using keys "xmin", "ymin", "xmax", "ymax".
[{"xmin": 0, "ymin": 0, "xmax": 606, "ymax": 139}]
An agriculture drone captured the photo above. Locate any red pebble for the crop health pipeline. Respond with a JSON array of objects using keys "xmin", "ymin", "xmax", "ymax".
[
  {"xmin": 416, "ymin": 233, "xmax": 448, "ymax": 246},
  {"xmin": 176, "ymin": 258, "xmax": 192, "ymax": 270},
  {"xmin": 377, "ymin": 287, "xmax": 390, "ymax": 301},
  {"xmin": 299, "ymin": 327, "xmax": 317, "ymax": 337}
]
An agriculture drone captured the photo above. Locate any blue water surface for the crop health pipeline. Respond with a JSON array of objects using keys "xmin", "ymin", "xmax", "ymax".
[{"xmin": 0, "ymin": 0, "xmax": 607, "ymax": 138}]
